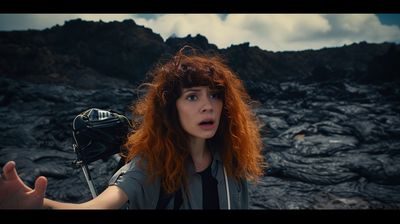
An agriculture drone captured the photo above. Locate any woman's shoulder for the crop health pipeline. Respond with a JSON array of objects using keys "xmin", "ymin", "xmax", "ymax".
[
  {"xmin": 108, "ymin": 156, "xmax": 150, "ymax": 185},
  {"xmin": 108, "ymin": 156, "xmax": 161, "ymax": 209}
]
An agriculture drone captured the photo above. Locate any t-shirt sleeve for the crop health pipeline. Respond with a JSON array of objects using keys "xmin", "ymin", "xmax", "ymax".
[{"xmin": 108, "ymin": 159, "xmax": 160, "ymax": 209}]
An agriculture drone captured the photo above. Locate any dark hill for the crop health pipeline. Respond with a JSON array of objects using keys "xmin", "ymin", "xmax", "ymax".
[{"xmin": 0, "ymin": 19, "xmax": 399, "ymax": 90}]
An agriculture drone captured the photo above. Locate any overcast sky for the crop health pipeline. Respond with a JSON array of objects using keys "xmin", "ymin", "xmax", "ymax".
[{"xmin": 0, "ymin": 14, "xmax": 399, "ymax": 52}]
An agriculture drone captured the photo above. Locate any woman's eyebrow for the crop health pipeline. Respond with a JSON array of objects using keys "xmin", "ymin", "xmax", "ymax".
[{"xmin": 182, "ymin": 88, "xmax": 202, "ymax": 93}]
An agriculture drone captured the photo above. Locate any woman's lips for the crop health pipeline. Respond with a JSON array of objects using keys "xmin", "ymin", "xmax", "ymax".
[{"xmin": 198, "ymin": 120, "xmax": 216, "ymax": 130}]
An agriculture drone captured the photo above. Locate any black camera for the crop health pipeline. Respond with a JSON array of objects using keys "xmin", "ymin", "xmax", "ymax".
[{"xmin": 72, "ymin": 108, "xmax": 132, "ymax": 165}]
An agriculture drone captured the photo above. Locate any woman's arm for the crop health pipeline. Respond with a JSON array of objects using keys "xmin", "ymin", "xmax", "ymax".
[
  {"xmin": 43, "ymin": 185, "xmax": 128, "ymax": 209},
  {"xmin": 1, "ymin": 161, "xmax": 128, "ymax": 209}
]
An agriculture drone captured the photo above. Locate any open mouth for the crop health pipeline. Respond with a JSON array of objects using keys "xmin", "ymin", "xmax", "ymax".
[
  {"xmin": 198, "ymin": 119, "xmax": 216, "ymax": 130},
  {"xmin": 199, "ymin": 119, "xmax": 214, "ymax": 125}
]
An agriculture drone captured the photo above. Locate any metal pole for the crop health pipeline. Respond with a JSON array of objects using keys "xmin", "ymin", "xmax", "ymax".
[
  {"xmin": 81, "ymin": 164, "xmax": 98, "ymax": 198},
  {"xmin": 73, "ymin": 143, "xmax": 98, "ymax": 198}
]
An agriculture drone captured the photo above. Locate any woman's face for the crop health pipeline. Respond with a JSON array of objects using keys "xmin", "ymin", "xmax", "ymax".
[{"xmin": 176, "ymin": 86, "xmax": 223, "ymax": 140}]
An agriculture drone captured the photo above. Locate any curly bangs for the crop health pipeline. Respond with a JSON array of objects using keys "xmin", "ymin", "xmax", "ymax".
[{"xmin": 159, "ymin": 54, "xmax": 227, "ymax": 105}]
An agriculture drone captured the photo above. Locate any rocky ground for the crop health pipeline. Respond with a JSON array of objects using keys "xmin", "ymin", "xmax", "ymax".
[
  {"xmin": 249, "ymin": 81, "xmax": 400, "ymax": 209},
  {"xmin": 1, "ymin": 76, "xmax": 399, "ymax": 209}
]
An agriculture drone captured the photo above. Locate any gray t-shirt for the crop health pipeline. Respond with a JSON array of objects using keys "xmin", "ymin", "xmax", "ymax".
[{"xmin": 109, "ymin": 150, "xmax": 249, "ymax": 209}]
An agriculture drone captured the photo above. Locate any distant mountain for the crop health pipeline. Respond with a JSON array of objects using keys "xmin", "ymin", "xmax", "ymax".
[{"xmin": 0, "ymin": 18, "xmax": 399, "ymax": 89}]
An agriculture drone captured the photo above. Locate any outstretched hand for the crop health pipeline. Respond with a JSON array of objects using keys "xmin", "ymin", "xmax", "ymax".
[{"xmin": 0, "ymin": 161, "xmax": 47, "ymax": 209}]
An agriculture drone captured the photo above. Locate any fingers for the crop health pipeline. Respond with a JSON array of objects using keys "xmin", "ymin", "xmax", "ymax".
[
  {"xmin": 34, "ymin": 176, "xmax": 47, "ymax": 198},
  {"xmin": 2, "ymin": 161, "xmax": 19, "ymax": 181},
  {"xmin": 3, "ymin": 161, "xmax": 15, "ymax": 173}
]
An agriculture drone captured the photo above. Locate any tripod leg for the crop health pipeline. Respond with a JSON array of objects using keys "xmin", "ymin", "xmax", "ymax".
[{"xmin": 81, "ymin": 164, "xmax": 98, "ymax": 198}]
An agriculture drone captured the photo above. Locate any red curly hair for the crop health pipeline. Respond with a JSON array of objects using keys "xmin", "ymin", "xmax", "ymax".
[{"xmin": 124, "ymin": 47, "xmax": 265, "ymax": 194}]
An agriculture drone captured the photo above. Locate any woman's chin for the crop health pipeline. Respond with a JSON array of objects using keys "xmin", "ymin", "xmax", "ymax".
[{"xmin": 190, "ymin": 132, "xmax": 217, "ymax": 140}]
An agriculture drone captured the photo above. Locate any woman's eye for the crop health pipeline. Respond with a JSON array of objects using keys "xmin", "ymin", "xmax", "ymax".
[
  {"xmin": 210, "ymin": 93, "xmax": 220, "ymax": 99},
  {"xmin": 186, "ymin": 95, "xmax": 198, "ymax": 101}
]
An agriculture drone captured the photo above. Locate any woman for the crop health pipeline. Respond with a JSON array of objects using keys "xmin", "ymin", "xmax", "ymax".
[{"xmin": 0, "ymin": 46, "xmax": 265, "ymax": 209}]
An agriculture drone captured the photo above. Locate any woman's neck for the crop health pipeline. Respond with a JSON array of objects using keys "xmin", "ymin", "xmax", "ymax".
[{"xmin": 189, "ymin": 137, "xmax": 212, "ymax": 172}]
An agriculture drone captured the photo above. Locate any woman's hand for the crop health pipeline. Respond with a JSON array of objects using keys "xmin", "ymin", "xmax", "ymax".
[{"xmin": 0, "ymin": 161, "xmax": 47, "ymax": 209}]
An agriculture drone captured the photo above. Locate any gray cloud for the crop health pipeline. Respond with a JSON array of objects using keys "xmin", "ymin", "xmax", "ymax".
[
  {"xmin": 133, "ymin": 14, "xmax": 400, "ymax": 51},
  {"xmin": 0, "ymin": 14, "xmax": 399, "ymax": 52},
  {"xmin": 0, "ymin": 14, "xmax": 134, "ymax": 31}
]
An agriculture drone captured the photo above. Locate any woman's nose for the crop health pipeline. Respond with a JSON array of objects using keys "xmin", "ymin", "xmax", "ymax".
[{"xmin": 200, "ymin": 97, "xmax": 213, "ymax": 113}]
